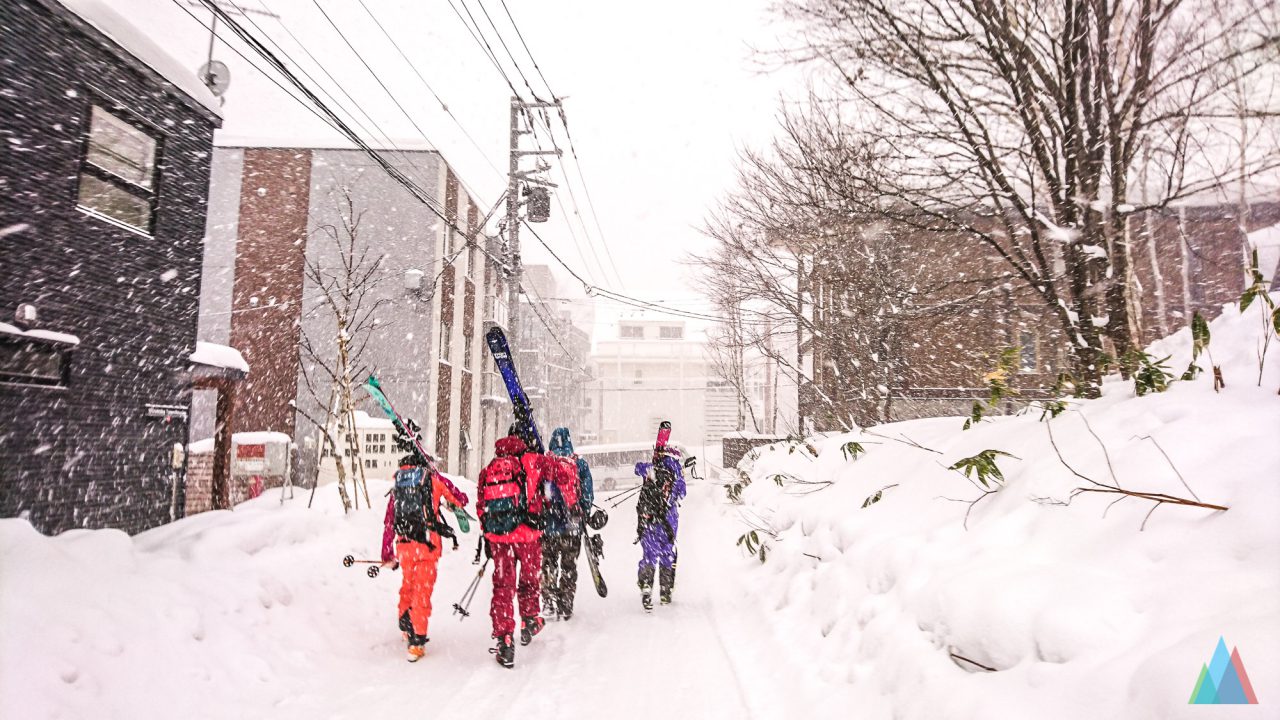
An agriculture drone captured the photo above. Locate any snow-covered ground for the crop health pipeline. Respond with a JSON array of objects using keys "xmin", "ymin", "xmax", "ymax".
[
  {"xmin": 724, "ymin": 298, "xmax": 1280, "ymax": 719},
  {"xmin": 3, "ymin": 298, "xmax": 1276, "ymax": 719},
  {"xmin": 0, "ymin": 473, "xmax": 810, "ymax": 719}
]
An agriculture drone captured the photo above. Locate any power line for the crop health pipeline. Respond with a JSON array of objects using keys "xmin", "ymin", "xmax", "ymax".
[
  {"xmin": 478, "ymin": 6, "xmax": 627, "ymax": 291},
  {"xmin": 519, "ymin": 218, "xmax": 755, "ymax": 324},
  {"xmin": 447, "ymin": 0, "xmax": 521, "ymax": 98},
  {"xmin": 308, "ymin": 0, "xmax": 436, "ymax": 149},
  {"xmin": 521, "ymin": 286, "xmax": 586, "ymax": 371},
  {"xmin": 553, "ymin": 107, "xmax": 628, "ymax": 290},
  {"xmin": 355, "ymin": 0, "xmax": 505, "ymax": 182},
  {"xmin": 528, "ymin": 113, "xmax": 622, "ymax": 288},
  {"xmin": 191, "ymin": 0, "xmax": 505, "ymax": 271},
  {"xmin": 473, "ymin": 0, "xmax": 542, "ymax": 101},
  {"xmin": 254, "ymin": 0, "xmax": 448, "ymax": 212},
  {"xmin": 169, "ymin": 0, "xmax": 342, "ymax": 136},
  {"xmin": 498, "ymin": 0, "xmax": 555, "ymax": 100}
]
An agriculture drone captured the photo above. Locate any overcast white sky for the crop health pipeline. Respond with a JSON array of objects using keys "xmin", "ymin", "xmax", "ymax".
[{"xmin": 109, "ymin": 0, "xmax": 797, "ymax": 331}]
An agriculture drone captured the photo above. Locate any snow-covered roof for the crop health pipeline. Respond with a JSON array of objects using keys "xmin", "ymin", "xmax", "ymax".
[
  {"xmin": 349, "ymin": 410, "xmax": 395, "ymax": 430},
  {"xmin": 53, "ymin": 0, "xmax": 223, "ymax": 117},
  {"xmin": 188, "ymin": 431, "xmax": 292, "ymax": 454},
  {"xmin": 189, "ymin": 341, "xmax": 249, "ymax": 373},
  {"xmin": 0, "ymin": 322, "xmax": 80, "ymax": 346},
  {"xmin": 213, "ymin": 136, "xmax": 440, "ymax": 152}
]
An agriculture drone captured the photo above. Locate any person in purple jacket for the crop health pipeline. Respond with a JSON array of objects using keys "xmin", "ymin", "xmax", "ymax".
[{"xmin": 633, "ymin": 446, "xmax": 687, "ymax": 611}]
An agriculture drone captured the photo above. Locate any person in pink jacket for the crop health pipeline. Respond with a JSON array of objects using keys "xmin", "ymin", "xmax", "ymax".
[{"xmin": 476, "ymin": 434, "xmax": 548, "ymax": 668}]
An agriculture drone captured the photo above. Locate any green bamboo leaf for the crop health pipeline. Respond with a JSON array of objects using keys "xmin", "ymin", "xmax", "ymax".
[
  {"xmin": 1191, "ymin": 311, "xmax": 1210, "ymax": 357},
  {"xmin": 1241, "ymin": 286, "xmax": 1257, "ymax": 312}
]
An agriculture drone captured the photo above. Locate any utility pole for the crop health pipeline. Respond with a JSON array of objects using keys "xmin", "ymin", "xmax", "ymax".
[{"xmin": 503, "ymin": 96, "xmax": 560, "ymax": 341}]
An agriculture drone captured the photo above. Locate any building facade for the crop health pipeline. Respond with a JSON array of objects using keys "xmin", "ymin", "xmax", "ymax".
[
  {"xmin": 0, "ymin": 0, "xmax": 223, "ymax": 533},
  {"xmin": 797, "ymin": 202, "xmax": 1280, "ymax": 430},
  {"xmin": 513, "ymin": 265, "xmax": 592, "ymax": 440},
  {"xmin": 588, "ymin": 319, "xmax": 710, "ymax": 448},
  {"xmin": 195, "ymin": 143, "xmax": 502, "ymax": 486}
]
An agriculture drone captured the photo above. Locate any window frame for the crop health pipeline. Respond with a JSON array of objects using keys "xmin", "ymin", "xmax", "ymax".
[
  {"xmin": 620, "ymin": 325, "xmax": 644, "ymax": 339},
  {"xmin": 439, "ymin": 321, "xmax": 453, "ymax": 362},
  {"xmin": 75, "ymin": 96, "xmax": 164, "ymax": 236},
  {"xmin": 1017, "ymin": 330, "xmax": 1038, "ymax": 374},
  {"xmin": 0, "ymin": 337, "xmax": 73, "ymax": 389}
]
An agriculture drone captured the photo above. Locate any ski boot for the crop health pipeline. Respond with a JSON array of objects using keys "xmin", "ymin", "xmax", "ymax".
[
  {"xmin": 659, "ymin": 566, "xmax": 676, "ymax": 605},
  {"xmin": 406, "ymin": 643, "xmax": 426, "ymax": 663},
  {"xmin": 492, "ymin": 634, "xmax": 515, "ymax": 669},
  {"xmin": 520, "ymin": 615, "xmax": 545, "ymax": 646},
  {"xmin": 639, "ymin": 565, "xmax": 656, "ymax": 612}
]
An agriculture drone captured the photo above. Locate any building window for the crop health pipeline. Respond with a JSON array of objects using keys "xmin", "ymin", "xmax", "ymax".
[
  {"xmin": 1018, "ymin": 330, "xmax": 1037, "ymax": 373},
  {"xmin": 468, "ymin": 243, "xmax": 479, "ymax": 279},
  {"xmin": 439, "ymin": 322, "xmax": 452, "ymax": 362},
  {"xmin": 77, "ymin": 105, "xmax": 160, "ymax": 233},
  {"xmin": 633, "ymin": 368, "xmax": 643, "ymax": 385},
  {"xmin": 463, "ymin": 330, "xmax": 474, "ymax": 369},
  {"xmin": 620, "ymin": 325, "xmax": 644, "ymax": 339},
  {"xmin": 364, "ymin": 459, "xmax": 377, "ymax": 469},
  {"xmin": 0, "ymin": 339, "xmax": 71, "ymax": 387},
  {"xmin": 659, "ymin": 326, "xmax": 684, "ymax": 339}
]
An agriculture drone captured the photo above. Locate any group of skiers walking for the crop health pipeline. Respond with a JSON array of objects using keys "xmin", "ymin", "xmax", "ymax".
[{"xmin": 378, "ymin": 422, "xmax": 687, "ymax": 668}]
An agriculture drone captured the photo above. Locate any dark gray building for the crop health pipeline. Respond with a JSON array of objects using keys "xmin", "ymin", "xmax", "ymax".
[{"xmin": 0, "ymin": 0, "xmax": 224, "ymax": 533}]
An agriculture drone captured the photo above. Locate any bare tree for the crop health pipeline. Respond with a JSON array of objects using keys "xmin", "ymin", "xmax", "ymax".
[
  {"xmin": 772, "ymin": 0, "xmax": 1280, "ymax": 392},
  {"xmin": 297, "ymin": 189, "xmax": 390, "ymax": 512},
  {"xmin": 696, "ymin": 103, "xmax": 1008, "ymax": 428}
]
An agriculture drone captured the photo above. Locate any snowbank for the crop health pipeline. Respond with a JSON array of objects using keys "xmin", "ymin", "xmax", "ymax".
[
  {"xmin": 723, "ymin": 298, "xmax": 1279, "ymax": 719},
  {"xmin": 0, "ymin": 473, "xmax": 470, "ymax": 720}
]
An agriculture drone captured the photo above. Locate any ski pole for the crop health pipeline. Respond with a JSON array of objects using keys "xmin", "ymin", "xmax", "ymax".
[
  {"xmin": 605, "ymin": 484, "xmax": 643, "ymax": 508},
  {"xmin": 453, "ymin": 558, "xmax": 489, "ymax": 620}
]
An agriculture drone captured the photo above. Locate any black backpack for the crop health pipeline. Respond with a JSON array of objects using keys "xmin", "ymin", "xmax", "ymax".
[
  {"xmin": 636, "ymin": 471, "xmax": 674, "ymax": 542},
  {"xmin": 393, "ymin": 467, "xmax": 456, "ymax": 549}
]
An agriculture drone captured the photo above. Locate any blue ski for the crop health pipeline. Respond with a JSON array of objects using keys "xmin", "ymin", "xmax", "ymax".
[{"xmin": 484, "ymin": 325, "xmax": 544, "ymax": 454}]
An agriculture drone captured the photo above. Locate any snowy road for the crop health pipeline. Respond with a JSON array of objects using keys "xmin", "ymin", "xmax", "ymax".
[
  {"xmin": 270, "ymin": 482, "xmax": 816, "ymax": 719},
  {"xmin": 3, "ymin": 475, "xmax": 832, "ymax": 719}
]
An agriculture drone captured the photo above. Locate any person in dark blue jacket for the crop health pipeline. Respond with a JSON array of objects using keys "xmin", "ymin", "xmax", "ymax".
[{"xmin": 541, "ymin": 427, "xmax": 595, "ymax": 621}]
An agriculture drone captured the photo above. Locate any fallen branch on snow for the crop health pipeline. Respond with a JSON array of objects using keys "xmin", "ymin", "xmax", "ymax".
[{"xmin": 1043, "ymin": 413, "xmax": 1227, "ymax": 530}]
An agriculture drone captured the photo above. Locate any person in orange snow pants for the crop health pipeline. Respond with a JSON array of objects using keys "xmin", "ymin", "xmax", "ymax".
[{"xmin": 381, "ymin": 456, "xmax": 466, "ymax": 659}]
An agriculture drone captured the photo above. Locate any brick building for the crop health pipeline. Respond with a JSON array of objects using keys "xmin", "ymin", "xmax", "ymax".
[
  {"xmin": 800, "ymin": 201, "xmax": 1280, "ymax": 430},
  {"xmin": 195, "ymin": 142, "xmax": 508, "ymax": 485},
  {"xmin": 0, "ymin": 0, "xmax": 224, "ymax": 533}
]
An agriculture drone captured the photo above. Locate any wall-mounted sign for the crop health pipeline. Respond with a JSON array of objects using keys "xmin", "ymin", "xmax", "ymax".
[{"xmin": 145, "ymin": 403, "xmax": 189, "ymax": 421}]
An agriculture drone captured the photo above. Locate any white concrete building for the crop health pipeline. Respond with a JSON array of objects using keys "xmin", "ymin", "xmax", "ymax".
[{"xmin": 586, "ymin": 318, "xmax": 774, "ymax": 447}]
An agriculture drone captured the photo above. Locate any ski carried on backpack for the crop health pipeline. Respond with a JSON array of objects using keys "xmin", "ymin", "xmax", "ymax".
[
  {"xmin": 484, "ymin": 326, "xmax": 544, "ymax": 453},
  {"xmin": 362, "ymin": 375, "xmax": 471, "ymax": 520},
  {"xmin": 654, "ymin": 420, "xmax": 672, "ymax": 456}
]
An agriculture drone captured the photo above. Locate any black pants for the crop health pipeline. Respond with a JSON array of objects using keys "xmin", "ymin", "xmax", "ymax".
[{"xmin": 541, "ymin": 534, "xmax": 582, "ymax": 616}]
